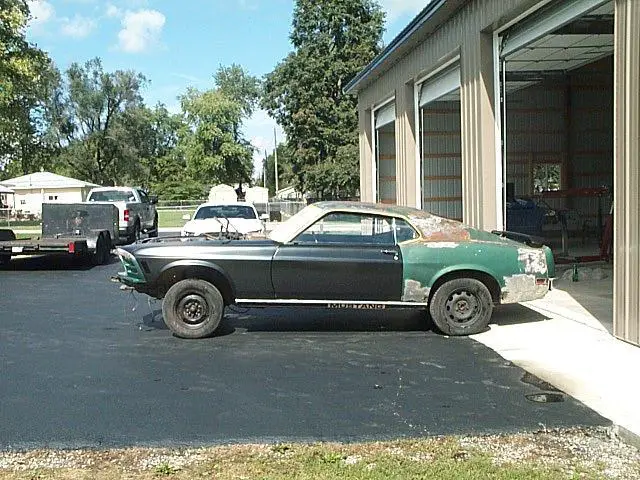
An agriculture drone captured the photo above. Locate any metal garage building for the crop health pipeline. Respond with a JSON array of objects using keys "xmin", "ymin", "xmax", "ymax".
[{"xmin": 345, "ymin": 0, "xmax": 639, "ymax": 346}]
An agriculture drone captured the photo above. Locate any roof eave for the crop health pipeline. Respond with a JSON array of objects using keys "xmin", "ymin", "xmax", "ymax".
[{"xmin": 345, "ymin": 0, "xmax": 465, "ymax": 95}]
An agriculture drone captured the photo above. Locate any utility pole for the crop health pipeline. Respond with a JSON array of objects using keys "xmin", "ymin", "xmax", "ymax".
[
  {"xmin": 263, "ymin": 149, "xmax": 267, "ymax": 188},
  {"xmin": 274, "ymin": 127, "xmax": 279, "ymax": 193}
]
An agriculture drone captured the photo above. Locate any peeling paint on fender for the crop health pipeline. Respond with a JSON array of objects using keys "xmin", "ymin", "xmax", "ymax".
[
  {"xmin": 517, "ymin": 248, "xmax": 548, "ymax": 274},
  {"xmin": 402, "ymin": 279, "xmax": 430, "ymax": 302},
  {"xmin": 502, "ymin": 274, "xmax": 549, "ymax": 303}
]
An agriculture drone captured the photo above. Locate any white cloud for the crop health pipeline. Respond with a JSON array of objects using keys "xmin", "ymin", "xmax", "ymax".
[
  {"xmin": 27, "ymin": 0, "xmax": 55, "ymax": 26},
  {"xmin": 117, "ymin": 9, "xmax": 166, "ymax": 53},
  {"xmin": 378, "ymin": 0, "xmax": 427, "ymax": 22},
  {"xmin": 60, "ymin": 15, "xmax": 96, "ymax": 38},
  {"xmin": 105, "ymin": 3, "xmax": 121, "ymax": 18}
]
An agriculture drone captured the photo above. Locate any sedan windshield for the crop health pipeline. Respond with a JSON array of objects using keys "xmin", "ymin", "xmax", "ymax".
[{"xmin": 194, "ymin": 205, "xmax": 258, "ymax": 220}]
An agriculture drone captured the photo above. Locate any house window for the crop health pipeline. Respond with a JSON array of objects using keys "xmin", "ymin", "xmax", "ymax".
[{"xmin": 533, "ymin": 164, "xmax": 561, "ymax": 192}]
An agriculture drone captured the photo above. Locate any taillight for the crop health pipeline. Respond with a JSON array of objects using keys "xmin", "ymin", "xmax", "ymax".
[
  {"xmin": 68, "ymin": 242, "xmax": 75, "ymax": 253},
  {"xmin": 123, "ymin": 209, "xmax": 130, "ymax": 222}
]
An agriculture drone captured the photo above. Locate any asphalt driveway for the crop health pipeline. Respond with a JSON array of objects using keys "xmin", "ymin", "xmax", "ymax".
[{"xmin": 0, "ymin": 254, "xmax": 605, "ymax": 450}]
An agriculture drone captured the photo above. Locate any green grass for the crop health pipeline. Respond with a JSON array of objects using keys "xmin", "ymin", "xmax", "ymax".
[
  {"xmin": 0, "ymin": 435, "xmax": 633, "ymax": 480},
  {"xmin": 158, "ymin": 209, "xmax": 194, "ymax": 229}
]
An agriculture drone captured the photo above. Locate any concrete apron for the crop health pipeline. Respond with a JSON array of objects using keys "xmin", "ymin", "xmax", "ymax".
[{"xmin": 473, "ymin": 287, "xmax": 640, "ymax": 445}]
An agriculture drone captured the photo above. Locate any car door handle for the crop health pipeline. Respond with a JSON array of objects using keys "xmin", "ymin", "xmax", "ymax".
[{"xmin": 380, "ymin": 249, "xmax": 396, "ymax": 255}]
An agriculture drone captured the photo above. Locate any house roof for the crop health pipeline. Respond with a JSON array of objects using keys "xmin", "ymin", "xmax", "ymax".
[
  {"xmin": 0, "ymin": 172, "xmax": 100, "ymax": 190},
  {"xmin": 344, "ymin": 0, "xmax": 465, "ymax": 95}
]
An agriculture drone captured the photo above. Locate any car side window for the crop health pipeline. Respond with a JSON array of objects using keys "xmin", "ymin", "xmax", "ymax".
[
  {"xmin": 138, "ymin": 190, "xmax": 148, "ymax": 203},
  {"xmin": 293, "ymin": 212, "xmax": 398, "ymax": 245},
  {"xmin": 394, "ymin": 218, "xmax": 419, "ymax": 243}
]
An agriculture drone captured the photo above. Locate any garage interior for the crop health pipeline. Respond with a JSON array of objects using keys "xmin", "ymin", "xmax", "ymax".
[
  {"xmin": 500, "ymin": 1, "xmax": 614, "ymax": 331},
  {"xmin": 373, "ymin": 102, "xmax": 397, "ymax": 204}
]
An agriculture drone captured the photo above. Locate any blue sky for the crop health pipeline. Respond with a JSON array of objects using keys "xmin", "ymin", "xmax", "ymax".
[{"xmin": 26, "ymin": 0, "xmax": 426, "ymax": 172}]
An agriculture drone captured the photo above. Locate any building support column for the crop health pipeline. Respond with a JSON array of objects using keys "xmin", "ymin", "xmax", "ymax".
[
  {"xmin": 359, "ymin": 105, "xmax": 374, "ymax": 202},
  {"xmin": 613, "ymin": 0, "xmax": 640, "ymax": 346},
  {"xmin": 460, "ymin": 32, "xmax": 499, "ymax": 231},
  {"xmin": 395, "ymin": 82, "xmax": 417, "ymax": 207}
]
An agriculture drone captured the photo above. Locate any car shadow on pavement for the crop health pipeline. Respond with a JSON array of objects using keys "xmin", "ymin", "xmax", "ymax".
[
  {"xmin": 0, "ymin": 253, "xmax": 120, "ymax": 271},
  {"xmin": 138, "ymin": 304, "xmax": 548, "ymax": 338}
]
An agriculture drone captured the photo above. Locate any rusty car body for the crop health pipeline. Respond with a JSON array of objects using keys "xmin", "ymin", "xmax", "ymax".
[{"xmin": 115, "ymin": 201, "xmax": 555, "ymax": 339}]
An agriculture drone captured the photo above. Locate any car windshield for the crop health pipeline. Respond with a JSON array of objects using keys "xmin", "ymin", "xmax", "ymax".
[
  {"xmin": 88, "ymin": 190, "xmax": 135, "ymax": 202},
  {"xmin": 268, "ymin": 204, "xmax": 324, "ymax": 243},
  {"xmin": 194, "ymin": 205, "xmax": 257, "ymax": 220}
]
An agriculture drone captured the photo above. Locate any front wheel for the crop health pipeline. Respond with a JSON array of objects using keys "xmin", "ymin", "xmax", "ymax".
[
  {"xmin": 429, "ymin": 278, "xmax": 493, "ymax": 336},
  {"xmin": 162, "ymin": 279, "xmax": 224, "ymax": 339}
]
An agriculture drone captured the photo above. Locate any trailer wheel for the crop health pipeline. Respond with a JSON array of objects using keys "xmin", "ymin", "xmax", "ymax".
[{"xmin": 162, "ymin": 279, "xmax": 224, "ymax": 339}]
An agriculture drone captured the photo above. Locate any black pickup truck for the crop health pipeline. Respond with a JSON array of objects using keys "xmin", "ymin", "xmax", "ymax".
[{"xmin": 0, "ymin": 203, "xmax": 118, "ymax": 266}]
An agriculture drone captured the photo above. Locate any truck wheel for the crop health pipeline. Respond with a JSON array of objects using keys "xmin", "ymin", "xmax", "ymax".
[
  {"xmin": 128, "ymin": 221, "xmax": 141, "ymax": 244},
  {"xmin": 92, "ymin": 233, "xmax": 111, "ymax": 265},
  {"xmin": 148, "ymin": 213, "xmax": 158, "ymax": 238},
  {"xmin": 162, "ymin": 279, "xmax": 224, "ymax": 339},
  {"xmin": 428, "ymin": 278, "xmax": 493, "ymax": 336}
]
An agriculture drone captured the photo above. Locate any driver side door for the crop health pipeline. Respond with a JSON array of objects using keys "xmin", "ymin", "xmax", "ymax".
[{"xmin": 271, "ymin": 212, "xmax": 410, "ymax": 301}]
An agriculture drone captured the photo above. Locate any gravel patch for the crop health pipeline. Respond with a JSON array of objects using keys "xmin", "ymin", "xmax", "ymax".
[{"xmin": 0, "ymin": 427, "xmax": 638, "ymax": 477}]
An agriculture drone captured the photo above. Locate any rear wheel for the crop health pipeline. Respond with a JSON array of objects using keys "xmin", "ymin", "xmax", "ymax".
[
  {"xmin": 127, "ymin": 221, "xmax": 141, "ymax": 244},
  {"xmin": 429, "ymin": 278, "xmax": 493, "ymax": 336},
  {"xmin": 162, "ymin": 279, "xmax": 224, "ymax": 339},
  {"xmin": 92, "ymin": 233, "xmax": 111, "ymax": 265},
  {"xmin": 148, "ymin": 213, "xmax": 158, "ymax": 238}
]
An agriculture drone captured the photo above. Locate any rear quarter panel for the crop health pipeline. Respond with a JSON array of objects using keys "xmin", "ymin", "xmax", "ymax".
[{"xmin": 399, "ymin": 240, "xmax": 549, "ymax": 304}]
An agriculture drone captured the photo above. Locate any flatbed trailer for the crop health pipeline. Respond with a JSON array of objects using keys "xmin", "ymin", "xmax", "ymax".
[{"xmin": 0, "ymin": 203, "xmax": 118, "ymax": 266}]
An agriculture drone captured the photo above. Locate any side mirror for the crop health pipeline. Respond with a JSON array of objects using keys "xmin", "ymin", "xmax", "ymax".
[
  {"xmin": 149, "ymin": 195, "xmax": 158, "ymax": 204},
  {"xmin": 260, "ymin": 213, "xmax": 269, "ymax": 221},
  {"xmin": 182, "ymin": 214, "xmax": 191, "ymax": 221}
]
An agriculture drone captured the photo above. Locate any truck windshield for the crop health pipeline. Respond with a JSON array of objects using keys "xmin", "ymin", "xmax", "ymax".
[{"xmin": 88, "ymin": 190, "xmax": 135, "ymax": 202}]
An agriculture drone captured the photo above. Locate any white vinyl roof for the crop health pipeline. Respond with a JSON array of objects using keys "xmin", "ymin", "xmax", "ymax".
[{"xmin": 0, "ymin": 172, "xmax": 100, "ymax": 190}]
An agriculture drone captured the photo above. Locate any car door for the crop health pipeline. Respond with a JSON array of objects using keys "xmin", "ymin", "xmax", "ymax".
[{"xmin": 271, "ymin": 212, "xmax": 408, "ymax": 301}]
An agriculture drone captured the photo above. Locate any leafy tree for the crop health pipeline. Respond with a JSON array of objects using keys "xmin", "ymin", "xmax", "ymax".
[
  {"xmin": 0, "ymin": 0, "xmax": 56, "ymax": 177},
  {"xmin": 262, "ymin": 0, "xmax": 384, "ymax": 199},
  {"xmin": 214, "ymin": 64, "xmax": 261, "ymax": 119},
  {"xmin": 179, "ymin": 87, "xmax": 254, "ymax": 187},
  {"xmin": 46, "ymin": 58, "xmax": 148, "ymax": 186}
]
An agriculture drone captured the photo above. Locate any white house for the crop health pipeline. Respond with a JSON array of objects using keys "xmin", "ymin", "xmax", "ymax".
[{"xmin": 0, "ymin": 172, "xmax": 100, "ymax": 216}]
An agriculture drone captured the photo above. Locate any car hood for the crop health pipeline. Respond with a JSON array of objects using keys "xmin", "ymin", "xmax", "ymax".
[{"xmin": 182, "ymin": 218, "xmax": 263, "ymax": 235}]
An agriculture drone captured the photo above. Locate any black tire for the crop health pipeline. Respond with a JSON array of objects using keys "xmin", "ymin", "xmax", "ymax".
[
  {"xmin": 148, "ymin": 213, "xmax": 158, "ymax": 238},
  {"xmin": 0, "ymin": 255, "xmax": 10, "ymax": 266},
  {"xmin": 162, "ymin": 279, "xmax": 224, "ymax": 339},
  {"xmin": 429, "ymin": 278, "xmax": 493, "ymax": 336},
  {"xmin": 92, "ymin": 233, "xmax": 111, "ymax": 266},
  {"xmin": 128, "ymin": 220, "xmax": 141, "ymax": 244}
]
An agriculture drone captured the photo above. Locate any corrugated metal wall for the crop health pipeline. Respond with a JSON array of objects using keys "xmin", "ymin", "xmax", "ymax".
[
  {"xmin": 506, "ymin": 81, "xmax": 567, "ymax": 211},
  {"xmin": 613, "ymin": 0, "xmax": 640, "ymax": 346},
  {"xmin": 568, "ymin": 57, "xmax": 614, "ymax": 220},
  {"xmin": 421, "ymin": 101, "xmax": 463, "ymax": 220}
]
